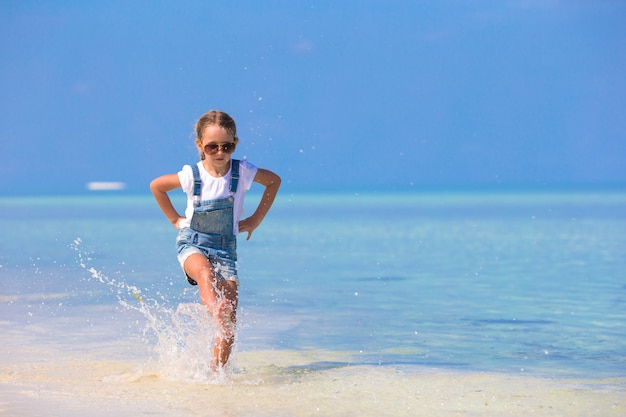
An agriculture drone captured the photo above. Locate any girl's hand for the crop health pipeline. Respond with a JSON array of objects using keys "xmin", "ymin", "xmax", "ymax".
[
  {"xmin": 239, "ymin": 168, "xmax": 281, "ymax": 240},
  {"xmin": 174, "ymin": 216, "xmax": 186, "ymax": 230},
  {"xmin": 150, "ymin": 174, "xmax": 184, "ymax": 228},
  {"xmin": 239, "ymin": 215, "xmax": 262, "ymax": 241}
]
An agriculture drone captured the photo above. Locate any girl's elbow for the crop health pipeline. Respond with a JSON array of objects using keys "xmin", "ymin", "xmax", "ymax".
[
  {"xmin": 268, "ymin": 175, "xmax": 281, "ymax": 191},
  {"xmin": 150, "ymin": 178, "xmax": 167, "ymax": 194}
]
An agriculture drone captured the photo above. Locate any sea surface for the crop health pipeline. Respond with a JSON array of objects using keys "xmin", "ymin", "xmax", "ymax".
[{"xmin": 1, "ymin": 190, "xmax": 625, "ymax": 416}]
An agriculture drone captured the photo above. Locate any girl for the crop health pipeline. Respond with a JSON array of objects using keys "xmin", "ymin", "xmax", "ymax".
[{"xmin": 150, "ymin": 110, "xmax": 281, "ymax": 369}]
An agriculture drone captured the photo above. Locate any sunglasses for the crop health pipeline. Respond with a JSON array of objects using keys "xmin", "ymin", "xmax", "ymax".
[{"xmin": 204, "ymin": 142, "xmax": 236, "ymax": 154}]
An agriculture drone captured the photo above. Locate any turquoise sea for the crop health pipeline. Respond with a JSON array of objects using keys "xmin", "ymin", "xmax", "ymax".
[{"xmin": 1, "ymin": 190, "xmax": 625, "ymax": 416}]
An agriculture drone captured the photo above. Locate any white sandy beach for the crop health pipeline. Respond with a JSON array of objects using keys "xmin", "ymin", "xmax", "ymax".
[{"xmin": 1, "ymin": 344, "xmax": 623, "ymax": 417}]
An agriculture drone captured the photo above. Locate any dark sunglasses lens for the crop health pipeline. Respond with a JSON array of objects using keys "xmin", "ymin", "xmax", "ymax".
[{"xmin": 204, "ymin": 143, "xmax": 235, "ymax": 154}]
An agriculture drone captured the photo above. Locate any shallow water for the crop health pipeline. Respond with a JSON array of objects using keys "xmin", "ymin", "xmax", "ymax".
[{"xmin": 1, "ymin": 191, "xmax": 625, "ymax": 416}]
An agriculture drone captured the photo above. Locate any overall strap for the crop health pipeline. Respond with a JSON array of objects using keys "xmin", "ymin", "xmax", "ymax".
[
  {"xmin": 230, "ymin": 159, "xmax": 240, "ymax": 193},
  {"xmin": 191, "ymin": 164, "xmax": 202, "ymax": 206}
]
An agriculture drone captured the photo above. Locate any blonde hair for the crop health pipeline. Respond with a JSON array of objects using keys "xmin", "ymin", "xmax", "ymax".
[{"xmin": 195, "ymin": 110, "xmax": 238, "ymax": 143}]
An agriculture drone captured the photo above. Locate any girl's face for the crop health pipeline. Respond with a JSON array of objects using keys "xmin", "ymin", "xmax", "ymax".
[{"xmin": 197, "ymin": 125, "xmax": 238, "ymax": 169}]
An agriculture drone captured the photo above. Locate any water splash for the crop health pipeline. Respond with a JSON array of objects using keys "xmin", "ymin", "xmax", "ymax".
[{"xmin": 71, "ymin": 237, "xmax": 231, "ymax": 384}]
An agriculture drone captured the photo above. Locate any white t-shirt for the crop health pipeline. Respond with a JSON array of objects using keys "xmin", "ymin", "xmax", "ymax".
[{"xmin": 177, "ymin": 160, "xmax": 258, "ymax": 234}]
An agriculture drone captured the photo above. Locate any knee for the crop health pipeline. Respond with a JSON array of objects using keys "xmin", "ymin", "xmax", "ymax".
[
  {"xmin": 193, "ymin": 264, "xmax": 217, "ymax": 285},
  {"xmin": 183, "ymin": 255, "xmax": 216, "ymax": 282}
]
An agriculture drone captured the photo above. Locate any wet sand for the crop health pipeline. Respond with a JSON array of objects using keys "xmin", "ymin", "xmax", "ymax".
[{"xmin": 1, "ymin": 347, "xmax": 623, "ymax": 417}]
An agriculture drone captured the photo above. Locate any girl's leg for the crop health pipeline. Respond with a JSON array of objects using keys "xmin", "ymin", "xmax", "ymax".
[
  {"xmin": 183, "ymin": 253, "xmax": 238, "ymax": 367},
  {"xmin": 183, "ymin": 253, "xmax": 221, "ymax": 312},
  {"xmin": 213, "ymin": 280, "xmax": 238, "ymax": 367}
]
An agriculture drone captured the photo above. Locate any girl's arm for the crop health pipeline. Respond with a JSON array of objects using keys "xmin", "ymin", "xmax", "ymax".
[
  {"xmin": 150, "ymin": 174, "xmax": 186, "ymax": 229},
  {"xmin": 239, "ymin": 168, "xmax": 281, "ymax": 240}
]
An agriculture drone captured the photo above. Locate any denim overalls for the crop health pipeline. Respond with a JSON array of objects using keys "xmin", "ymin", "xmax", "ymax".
[{"xmin": 176, "ymin": 159, "xmax": 240, "ymax": 285}]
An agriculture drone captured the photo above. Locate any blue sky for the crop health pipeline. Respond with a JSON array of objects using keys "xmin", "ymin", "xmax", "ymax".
[{"xmin": 1, "ymin": 0, "xmax": 625, "ymax": 195}]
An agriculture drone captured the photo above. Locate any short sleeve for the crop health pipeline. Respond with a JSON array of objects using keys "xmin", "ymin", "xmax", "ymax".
[
  {"xmin": 177, "ymin": 164, "xmax": 194, "ymax": 196},
  {"xmin": 239, "ymin": 159, "xmax": 258, "ymax": 192}
]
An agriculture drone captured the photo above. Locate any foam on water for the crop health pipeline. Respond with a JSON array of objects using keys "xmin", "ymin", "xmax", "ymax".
[{"xmin": 72, "ymin": 237, "xmax": 237, "ymax": 384}]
